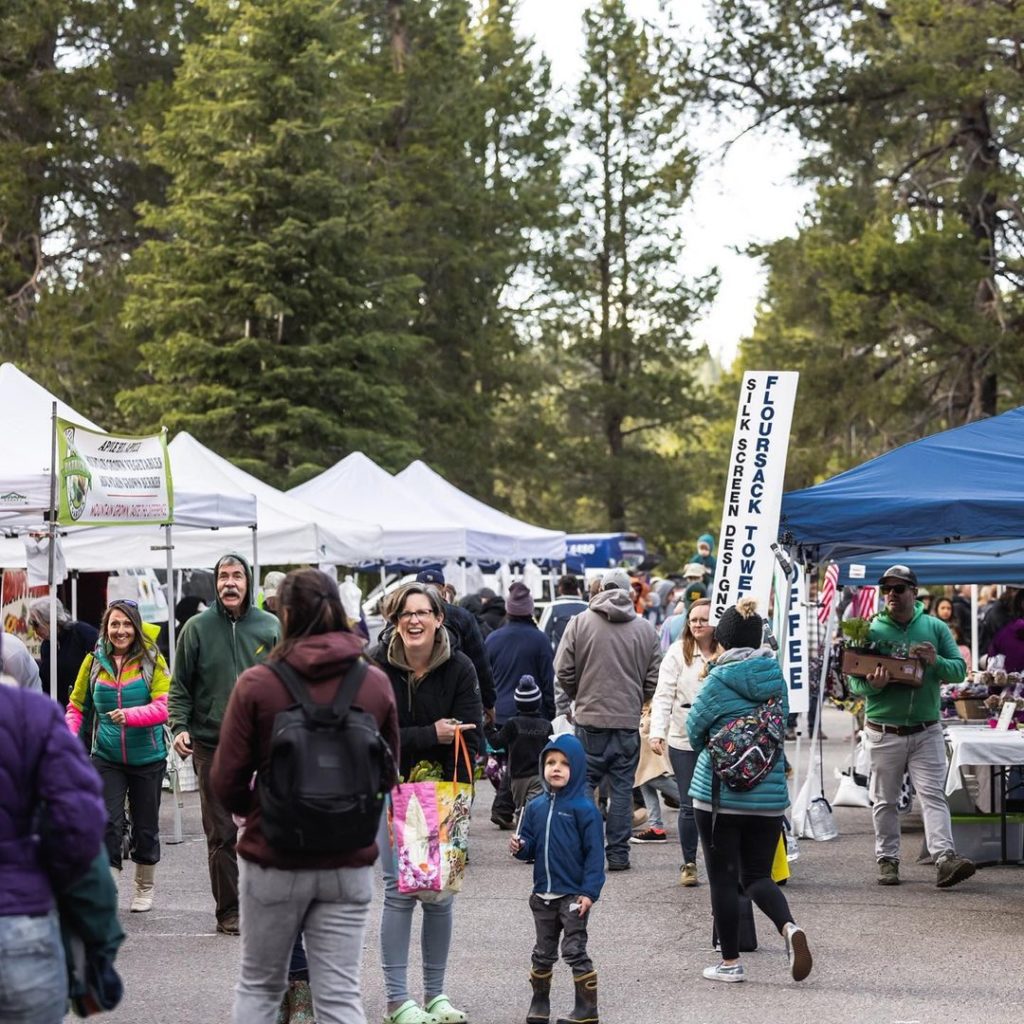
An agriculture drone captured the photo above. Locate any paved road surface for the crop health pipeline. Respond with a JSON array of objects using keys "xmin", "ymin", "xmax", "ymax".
[{"xmin": 87, "ymin": 708, "xmax": 1024, "ymax": 1024}]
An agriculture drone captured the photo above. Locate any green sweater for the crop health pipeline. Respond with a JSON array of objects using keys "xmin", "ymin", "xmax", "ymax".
[
  {"xmin": 847, "ymin": 602, "xmax": 965, "ymax": 725},
  {"xmin": 168, "ymin": 555, "xmax": 280, "ymax": 747}
]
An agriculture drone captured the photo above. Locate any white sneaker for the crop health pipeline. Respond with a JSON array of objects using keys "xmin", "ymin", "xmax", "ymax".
[
  {"xmin": 784, "ymin": 924, "xmax": 813, "ymax": 981},
  {"xmin": 702, "ymin": 962, "xmax": 746, "ymax": 983}
]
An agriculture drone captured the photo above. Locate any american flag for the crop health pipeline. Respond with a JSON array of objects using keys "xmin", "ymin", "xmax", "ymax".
[
  {"xmin": 854, "ymin": 585, "xmax": 878, "ymax": 619},
  {"xmin": 818, "ymin": 562, "xmax": 839, "ymax": 625}
]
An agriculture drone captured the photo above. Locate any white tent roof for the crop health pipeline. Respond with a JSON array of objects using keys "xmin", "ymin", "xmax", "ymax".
[
  {"xmin": 395, "ymin": 460, "xmax": 565, "ymax": 561},
  {"xmin": 0, "ymin": 362, "xmax": 256, "ymax": 528},
  {"xmin": 288, "ymin": 451, "xmax": 467, "ymax": 560}
]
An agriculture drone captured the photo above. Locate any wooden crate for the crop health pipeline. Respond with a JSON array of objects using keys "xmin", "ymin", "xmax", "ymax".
[
  {"xmin": 954, "ymin": 698, "xmax": 989, "ymax": 721},
  {"xmin": 841, "ymin": 648, "xmax": 925, "ymax": 687}
]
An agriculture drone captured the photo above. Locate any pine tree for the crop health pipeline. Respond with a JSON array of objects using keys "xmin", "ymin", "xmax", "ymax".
[{"xmin": 120, "ymin": 0, "xmax": 421, "ymax": 484}]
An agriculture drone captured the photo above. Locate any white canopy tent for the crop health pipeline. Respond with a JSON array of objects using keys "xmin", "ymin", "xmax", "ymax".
[
  {"xmin": 0, "ymin": 362, "xmax": 256, "ymax": 528},
  {"xmin": 395, "ymin": 459, "xmax": 566, "ymax": 562},
  {"xmin": 289, "ymin": 451, "xmax": 470, "ymax": 560}
]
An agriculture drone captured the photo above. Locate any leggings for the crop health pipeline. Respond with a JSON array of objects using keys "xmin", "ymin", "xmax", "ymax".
[{"xmin": 694, "ymin": 809, "xmax": 794, "ymax": 961}]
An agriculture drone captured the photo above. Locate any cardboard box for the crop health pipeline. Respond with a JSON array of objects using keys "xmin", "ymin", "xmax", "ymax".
[
  {"xmin": 954, "ymin": 698, "xmax": 989, "ymax": 721},
  {"xmin": 841, "ymin": 648, "xmax": 925, "ymax": 687}
]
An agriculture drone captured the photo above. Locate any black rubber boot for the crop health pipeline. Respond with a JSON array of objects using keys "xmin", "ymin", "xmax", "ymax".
[
  {"xmin": 555, "ymin": 970, "xmax": 598, "ymax": 1024},
  {"xmin": 527, "ymin": 968, "xmax": 552, "ymax": 1024}
]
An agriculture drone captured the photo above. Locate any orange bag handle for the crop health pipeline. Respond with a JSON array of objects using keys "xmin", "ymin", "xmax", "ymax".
[{"xmin": 452, "ymin": 725, "xmax": 474, "ymax": 789}]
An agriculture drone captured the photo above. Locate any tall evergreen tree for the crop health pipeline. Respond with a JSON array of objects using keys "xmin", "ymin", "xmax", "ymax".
[
  {"xmin": 120, "ymin": 0, "xmax": 421, "ymax": 483},
  {"xmin": 703, "ymin": 0, "xmax": 1024, "ymax": 471},
  {"xmin": 536, "ymin": 0, "xmax": 715, "ymax": 544}
]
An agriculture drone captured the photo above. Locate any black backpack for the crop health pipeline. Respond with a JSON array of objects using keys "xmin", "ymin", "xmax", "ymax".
[{"xmin": 259, "ymin": 658, "xmax": 395, "ymax": 855}]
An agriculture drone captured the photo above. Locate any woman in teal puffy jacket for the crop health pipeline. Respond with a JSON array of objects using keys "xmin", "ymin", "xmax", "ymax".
[{"xmin": 686, "ymin": 598, "xmax": 812, "ymax": 985}]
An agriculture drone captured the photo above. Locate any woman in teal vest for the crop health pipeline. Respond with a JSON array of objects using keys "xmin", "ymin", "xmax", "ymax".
[{"xmin": 66, "ymin": 598, "xmax": 170, "ymax": 913}]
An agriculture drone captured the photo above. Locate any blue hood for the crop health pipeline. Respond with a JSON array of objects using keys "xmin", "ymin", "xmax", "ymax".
[
  {"xmin": 698, "ymin": 533, "xmax": 716, "ymax": 554},
  {"xmin": 539, "ymin": 733, "xmax": 588, "ymax": 802}
]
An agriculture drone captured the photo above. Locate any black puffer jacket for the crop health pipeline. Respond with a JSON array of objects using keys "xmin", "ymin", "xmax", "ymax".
[{"xmin": 370, "ymin": 630, "xmax": 483, "ymax": 784}]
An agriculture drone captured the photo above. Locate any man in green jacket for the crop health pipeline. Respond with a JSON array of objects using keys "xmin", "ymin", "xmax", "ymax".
[
  {"xmin": 847, "ymin": 565, "xmax": 975, "ymax": 889},
  {"xmin": 168, "ymin": 553, "xmax": 280, "ymax": 933}
]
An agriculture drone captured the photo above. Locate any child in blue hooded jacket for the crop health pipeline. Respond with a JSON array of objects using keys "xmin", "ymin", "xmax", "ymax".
[{"xmin": 510, "ymin": 734, "xmax": 604, "ymax": 1024}]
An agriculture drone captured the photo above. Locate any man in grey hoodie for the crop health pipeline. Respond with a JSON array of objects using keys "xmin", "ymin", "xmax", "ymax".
[{"xmin": 554, "ymin": 568, "xmax": 662, "ymax": 870}]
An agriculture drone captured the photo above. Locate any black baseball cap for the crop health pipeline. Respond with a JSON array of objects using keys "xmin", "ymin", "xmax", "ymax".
[
  {"xmin": 415, "ymin": 569, "xmax": 445, "ymax": 586},
  {"xmin": 878, "ymin": 564, "xmax": 918, "ymax": 587}
]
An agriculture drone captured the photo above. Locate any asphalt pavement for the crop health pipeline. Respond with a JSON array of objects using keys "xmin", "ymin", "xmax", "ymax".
[{"xmin": 89, "ymin": 706, "xmax": 1024, "ymax": 1024}]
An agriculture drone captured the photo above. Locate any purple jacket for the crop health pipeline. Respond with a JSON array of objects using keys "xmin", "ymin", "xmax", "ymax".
[{"xmin": 0, "ymin": 685, "xmax": 106, "ymax": 916}]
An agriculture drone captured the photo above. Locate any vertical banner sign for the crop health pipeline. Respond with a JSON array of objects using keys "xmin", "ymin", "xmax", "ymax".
[
  {"xmin": 56, "ymin": 419, "xmax": 173, "ymax": 526},
  {"xmin": 772, "ymin": 562, "xmax": 809, "ymax": 714},
  {"xmin": 710, "ymin": 371, "xmax": 799, "ymax": 626}
]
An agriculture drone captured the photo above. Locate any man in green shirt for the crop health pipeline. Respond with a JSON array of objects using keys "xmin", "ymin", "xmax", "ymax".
[{"xmin": 848, "ymin": 565, "xmax": 975, "ymax": 888}]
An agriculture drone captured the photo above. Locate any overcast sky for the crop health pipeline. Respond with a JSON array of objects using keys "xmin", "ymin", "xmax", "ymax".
[{"xmin": 514, "ymin": 0, "xmax": 812, "ymax": 367}]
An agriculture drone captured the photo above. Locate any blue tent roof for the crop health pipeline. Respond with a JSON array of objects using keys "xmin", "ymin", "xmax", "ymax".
[
  {"xmin": 836, "ymin": 540, "xmax": 1024, "ymax": 586},
  {"xmin": 780, "ymin": 406, "xmax": 1024, "ymax": 561}
]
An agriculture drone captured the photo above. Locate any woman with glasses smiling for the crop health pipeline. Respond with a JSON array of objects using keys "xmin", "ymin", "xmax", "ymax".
[
  {"xmin": 369, "ymin": 583, "xmax": 483, "ymax": 1024},
  {"xmin": 649, "ymin": 598, "xmax": 718, "ymax": 887},
  {"xmin": 65, "ymin": 598, "xmax": 170, "ymax": 913}
]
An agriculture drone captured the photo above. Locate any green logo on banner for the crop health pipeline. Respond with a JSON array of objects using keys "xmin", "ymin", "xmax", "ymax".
[{"xmin": 62, "ymin": 427, "xmax": 92, "ymax": 522}]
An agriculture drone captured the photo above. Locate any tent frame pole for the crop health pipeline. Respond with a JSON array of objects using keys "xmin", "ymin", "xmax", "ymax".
[{"xmin": 47, "ymin": 403, "xmax": 58, "ymax": 701}]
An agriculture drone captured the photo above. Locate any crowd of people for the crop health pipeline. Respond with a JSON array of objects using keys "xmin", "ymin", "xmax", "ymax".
[{"xmin": 5, "ymin": 538, "xmax": 1019, "ymax": 1023}]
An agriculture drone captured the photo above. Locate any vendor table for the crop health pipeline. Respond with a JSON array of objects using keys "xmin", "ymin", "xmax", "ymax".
[{"xmin": 944, "ymin": 723, "xmax": 1024, "ymax": 863}]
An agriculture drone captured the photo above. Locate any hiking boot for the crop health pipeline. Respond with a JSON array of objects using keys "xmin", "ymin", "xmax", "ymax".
[
  {"xmin": 130, "ymin": 863, "xmax": 155, "ymax": 913},
  {"xmin": 877, "ymin": 858, "xmax": 900, "ymax": 886},
  {"xmin": 491, "ymin": 814, "xmax": 515, "ymax": 830},
  {"xmin": 527, "ymin": 968, "xmax": 552, "ymax": 1024},
  {"xmin": 606, "ymin": 861, "xmax": 630, "ymax": 872},
  {"xmin": 630, "ymin": 827, "xmax": 667, "ymax": 844},
  {"xmin": 936, "ymin": 853, "xmax": 976, "ymax": 888},
  {"xmin": 555, "ymin": 970, "xmax": 598, "ymax": 1023},
  {"xmin": 680, "ymin": 862, "xmax": 698, "ymax": 887},
  {"xmin": 216, "ymin": 911, "xmax": 240, "ymax": 935},
  {"xmin": 783, "ymin": 924, "xmax": 813, "ymax": 981},
  {"xmin": 702, "ymin": 962, "xmax": 746, "ymax": 983}
]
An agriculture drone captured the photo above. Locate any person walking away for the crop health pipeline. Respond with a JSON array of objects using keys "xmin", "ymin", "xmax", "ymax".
[
  {"xmin": 65, "ymin": 599, "xmax": 170, "ymax": 912},
  {"xmin": 847, "ymin": 565, "xmax": 975, "ymax": 888},
  {"xmin": 986, "ymin": 589, "xmax": 1024, "ymax": 672},
  {"xmin": 29, "ymin": 597, "xmax": 99, "ymax": 707},
  {"xmin": 493, "ymin": 675, "xmax": 552, "ymax": 820},
  {"xmin": 687, "ymin": 598, "xmax": 811, "ymax": 984},
  {"xmin": 650, "ymin": 597, "xmax": 718, "ymax": 885},
  {"xmin": 630, "ymin": 701, "xmax": 680, "ymax": 845},
  {"xmin": 168, "ymin": 553, "xmax": 280, "ymax": 934},
  {"xmin": 211, "ymin": 569, "xmax": 399, "ymax": 1024},
  {"xmin": 555, "ymin": 568, "xmax": 661, "ymax": 872},
  {"xmin": 1, "ymin": 663, "xmax": 107, "ymax": 1023},
  {"xmin": 370, "ymin": 583, "xmax": 483, "ymax": 1024},
  {"xmin": 537, "ymin": 575, "xmax": 588, "ymax": 654},
  {"xmin": 510, "ymin": 735, "xmax": 605, "ymax": 1024},
  {"xmin": 485, "ymin": 582, "xmax": 555, "ymax": 828}
]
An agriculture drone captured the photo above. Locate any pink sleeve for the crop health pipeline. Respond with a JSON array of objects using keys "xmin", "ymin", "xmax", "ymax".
[
  {"xmin": 123, "ymin": 693, "xmax": 169, "ymax": 728},
  {"xmin": 65, "ymin": 703, "xmax": 84, "ymax": 736}
]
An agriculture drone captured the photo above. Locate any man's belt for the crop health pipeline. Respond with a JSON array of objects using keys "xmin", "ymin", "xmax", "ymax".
[{"xmin": 865, "ymin": 720, "xmax": 938, "ymax": 737}]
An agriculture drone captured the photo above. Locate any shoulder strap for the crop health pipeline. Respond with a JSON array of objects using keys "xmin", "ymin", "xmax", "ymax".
[{"xmin": 267, "ymin": 657, "xmax": 368, "ymax": 720}]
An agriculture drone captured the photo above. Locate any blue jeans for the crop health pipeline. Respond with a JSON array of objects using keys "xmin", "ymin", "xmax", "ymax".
[
  {"xmin": 640, "ymin": 774, "xmax": 680, "ymax": 831},
  {"xmin": 576, "ymin": 726, "xmax": 640, "ymax": 866},
  {"xmin": 0, "ymin": 910, "xmax": 67, "ymax": 1024},
  {"xmin": 377, "ymin": 808, "xmax": 455, "ymax": 1005},
  {"xmin": 667, "ymin": 746, "xmax": 700, "ymax": 865}
]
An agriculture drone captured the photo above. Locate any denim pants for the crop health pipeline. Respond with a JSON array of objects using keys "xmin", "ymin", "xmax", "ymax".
[
  {"xmin": 639, "ymin": 774, "xmax": 680, "ymax": 831},
  {"xmin": 0, "ymin": 910, "xmax": 67, "ymax": 1024},
  {"xmin": 667, "ymin": 747, "xmax": 700, "ymax": 864},
  {"xmin": 92, "ymin": 756, "xmax": 165, "ymax": 868},
  {"xmin": 576, "ymin": 726, "xmax": 640, "ymax": 866},
  {"xmin": 864, "ymin": 723, "xmax": 954, "ymax": 862},
  {"xmin": 192, "ymin": 739, "xmax": 239, "ymax": 923},
  {"xmin": 377, "ymin": 808, "xmax": 455, "ymax": 1005},
  {"xmin": 694, "ymin": 810, "xmax": 793, "ymax": 962},
  {"xmin": 234, "ymin": 858, "xmax": 373, "ymax": 1024}
]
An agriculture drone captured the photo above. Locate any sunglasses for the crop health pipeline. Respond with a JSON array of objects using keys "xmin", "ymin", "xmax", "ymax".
[
  {"xmin": 108, "ymin": 599, "xmax": 139, "ymax": 608},
  {"xmin": 879, "ymin": 584, "xmax": 911, "ymax": 596}
]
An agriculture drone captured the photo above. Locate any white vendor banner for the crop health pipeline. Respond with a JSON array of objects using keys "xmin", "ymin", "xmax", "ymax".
[
  {"xmin": 57, "ymin": 418, "xmax": 173, "ymax": 526},
  {"xmin": 772, "ymin": 561, "xmax": 810, "ymax": 714},
  {"xmin": 710, "ymin": 371, "xmax": 799, "ymax": 625}
]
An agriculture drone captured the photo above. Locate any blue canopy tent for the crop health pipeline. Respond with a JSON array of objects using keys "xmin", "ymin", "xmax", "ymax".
[
  {"xmin": 780, "ymin": 406, "xmax": 1024, "ymax": 563},
  {"xmin": 836, "ymin": 540, "xmax": 1024, "ymax": 587}
]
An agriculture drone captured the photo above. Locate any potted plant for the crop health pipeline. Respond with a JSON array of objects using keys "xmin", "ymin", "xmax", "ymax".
[{"xmin": 839, "ymin": 617, "xmax": 925, "ymax": 687}]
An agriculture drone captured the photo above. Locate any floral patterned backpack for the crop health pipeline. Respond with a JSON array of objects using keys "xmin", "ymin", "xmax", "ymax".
[{"xmin": 707, "ymin": 695, "xmax": 785, "ymax": 794}]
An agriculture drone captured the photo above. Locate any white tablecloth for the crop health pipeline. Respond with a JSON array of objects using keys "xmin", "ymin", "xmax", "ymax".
[{"xmin": 945, "ymin": 723, "xmax": 1024, "ymax": 796}]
